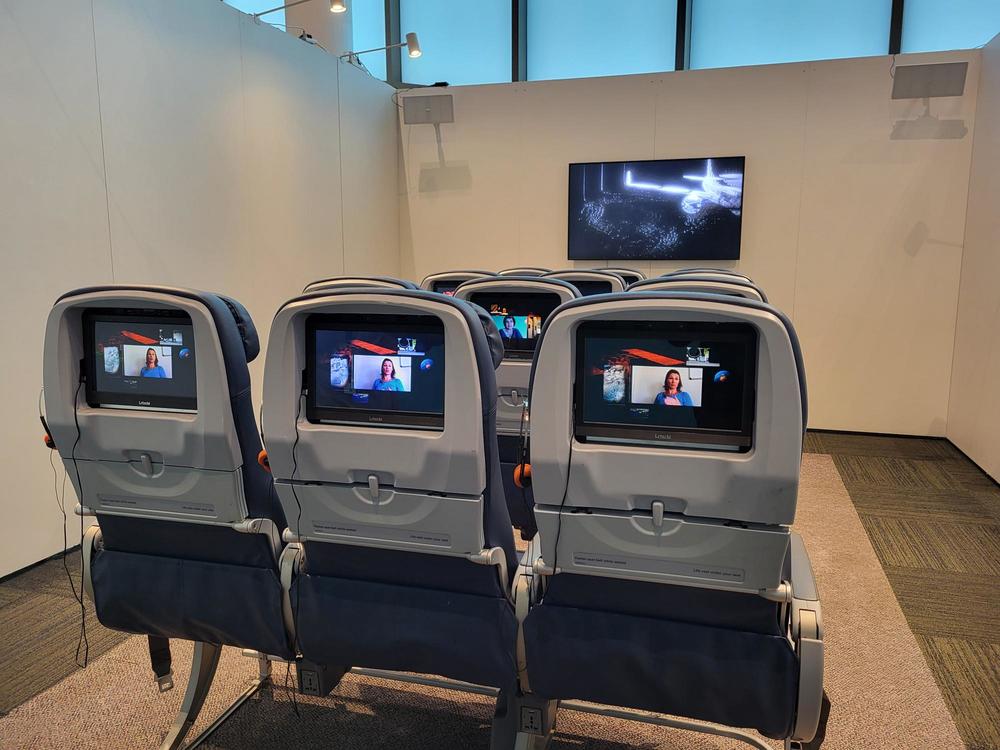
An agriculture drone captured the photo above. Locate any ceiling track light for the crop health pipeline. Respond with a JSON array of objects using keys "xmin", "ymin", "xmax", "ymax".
[
  {"xmin": 252, "ymin": 0, "xmax": 348, "ymax": 21},
  {"xmin": 405, "ymin": 32, "xmax": 421, "ymax": 58},
  {"xmin": 341, "ymin": 32, "xmax": 423, "ymax": 64}
]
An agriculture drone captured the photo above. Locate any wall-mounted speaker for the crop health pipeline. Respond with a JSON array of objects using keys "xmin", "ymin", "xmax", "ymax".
[
  {"xmin": 891, "ymin": 62, "xmax": 968, "ymax": 100},
  {"xmin": 403, "ymin": 95, "xmax": 455, "ymax": 125}
]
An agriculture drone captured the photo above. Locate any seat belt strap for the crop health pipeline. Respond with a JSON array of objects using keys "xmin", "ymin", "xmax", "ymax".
[{"xmin": 147, "ymin": 635, "xmax": 174, "ymax": 692}]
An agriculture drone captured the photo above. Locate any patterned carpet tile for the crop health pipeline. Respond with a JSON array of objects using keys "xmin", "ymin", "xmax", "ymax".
[
  {"xmin": 2, "ymin": 553, "xmax": 84, "ymax": 603},
  {"xmin": 848, "ymin": 486, "xmax": 996, "ymax": 524},
  {"xmin": 917, "ymin": 636, "xmax": 1000, "ymax": 750},
  {"xmin": 861, "ymin": 516, "xmax": 1000, "ymax": 575},
  {"xmin": 942, "ymin": 460, "xmax": 1000, "ymax": 493},
  {"xmin": 0, "ymin": 591, "xmax": 126, "ymax": 715},
  {"xmin": 884, "ymin": 567, "xmax": 1000, "ymax": 643},
  {"xmin": 807, "ymin": 432, "xmax": 962, "ymax": 460},
  {"xmin": 834, "ymin": 454, "xmax": 962, "ymax": 491},
  {"xmin": 972, "ymin": 490, "xmax": 1000, "ymax": 525}
]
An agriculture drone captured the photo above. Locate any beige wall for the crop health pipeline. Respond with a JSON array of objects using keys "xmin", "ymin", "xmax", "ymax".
[
  {"xmin": 948, "ymin": 33, "xmax": 1000, "ymax": 481},
  {"xmin": 0, "ymin": 0, "xmax": 399, "ymax": 576},
  {"xmin": 399, "ymin": 51, "xmax": 980, "ymax": 436}
]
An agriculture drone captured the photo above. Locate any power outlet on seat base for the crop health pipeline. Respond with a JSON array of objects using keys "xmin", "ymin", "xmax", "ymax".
[
  {"xmin": 520, "ymin": 706, "xmax": 544, "ymax": 734},
  {"xmin": 296, "ymin": 661, "xmax": 345, "ymax": 697}
]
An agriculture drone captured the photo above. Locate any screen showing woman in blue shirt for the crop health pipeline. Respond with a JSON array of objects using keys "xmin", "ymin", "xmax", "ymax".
[
  {"xmin": 371, "ymin": 358, "xmax": 405, "ymax": 391},
  {"xmin": 500, "ymin": 314, "xmax": 523, "ymax": 341},
  {"xmin": 654, "ymin": 369, "xmax": 693, "ymax": 406},
  {"xmin": 140, "ymin": 347, "xmax": 167, "ymax": 378}
]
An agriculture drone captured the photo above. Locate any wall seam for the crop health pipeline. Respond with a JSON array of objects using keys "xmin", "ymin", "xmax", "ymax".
[
  {"xmin": 945, "ymin": 51, "xmax": 984, "ymax": 441},
  {"xmin": 237, "ymin": 13, "xmax": 250, "ymax": 293},
  {"xmin": 789, "ymin": 64, "xmax": 811, "ymax": 323},
  {"xmin": 336, "ymin": 61, "xmax": 348, "ymax": 274},
  {"xmin": 90, "ymin": 0, "xmax": 116, "ymax": 282}
]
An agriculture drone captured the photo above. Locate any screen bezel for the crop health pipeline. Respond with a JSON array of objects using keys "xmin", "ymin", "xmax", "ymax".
[
  {"xmin": 573, "ymin": 319, "xmax": 757, "ymax": 451},
  {"xmin": 83, "ymin": 308, "xmax": 198, "ymax": 412},
  {"xmin": 467, "ymin": 291, "xmax": 562, "ymax": 361},
  {"xmin": 569, "ymin": 279, "xmax": 615, "ymax": 297},
  {"xmin": 611, "ymin": 271, "xmax": 643, "ymax": 286},
  {"xmin": 567, "ymin": 156, "xmax": 746, "ymax": 262},
  {"xmin": 431, "ymin": 280, "xmax": 460, "ymax": 295},
  {"xmin": 305, "ymin": 313, "xmax": 446, "ymax": 430}
]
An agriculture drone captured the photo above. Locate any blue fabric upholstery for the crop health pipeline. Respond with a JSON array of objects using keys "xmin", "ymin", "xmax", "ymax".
[
  {"xmin": 304, "ymin": 542, "xmax": 506, "ymax": 595},
  {"xmin": 296, "ymin": 543, "xmax": 517, "ymax": 687},
  {"xmin": 293, "ymin": 573, "xmax": 517, "ymax": 688},
  {"xmin": 541, "ymin": 573, "xmax": 783, "ymax": 634},
  {"xmin": 92, "ymin": 547, "xmax": 293, "ymax": 659},
  {"xmin": 523, "ymin": 598, "xmax": 798, "ymax": 738},
  {"xmin": 97, "ymin": 514, "xmax": 276, "ymax": 568},
  {"xmin": 498, "ymin": 435, "xmax": 536, "ymax": 539}
]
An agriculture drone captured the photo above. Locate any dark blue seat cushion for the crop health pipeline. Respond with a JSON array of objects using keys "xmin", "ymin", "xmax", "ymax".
[
  {"xmin": 523, "ymin": 601, "xmax": 798, "ymax": 738},
  {"xmin": 498, "ymin": 435, "xmax": 537, "ymax": 538},
  {"xmin": 304, "ymin": 542, "xmax": 508, "ymax": 597},
  {"xmin": 98, "ymin": 514, "xmax": 278, "ymax": 568},
  {"xmin": 293, "ymin": 571, "xmax": 517, "ymax": 689},
  {"xmin": 296, "ymin": 543, "xmax": 517, "ymax": 687},
  {"xmin": 92, "ymin": 547, "xmax": 293, "ymax": 659},
  {"xmin": 542, "ymin": 573, "xmax": 784, "ymax": 635}
]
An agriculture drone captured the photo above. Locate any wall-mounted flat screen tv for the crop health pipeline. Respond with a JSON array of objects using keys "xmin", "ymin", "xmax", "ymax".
[{"xmin": 568, "ymin": 157, "xmax": 745, "ymax": 261}]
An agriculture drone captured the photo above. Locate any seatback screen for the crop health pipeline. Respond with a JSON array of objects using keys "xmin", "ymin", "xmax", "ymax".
[
  {"xmin": 569, "ymin": 279, "xmax": 614, "ymax": 297},
  {"xmin": 306, "ymin": 314, "xmax": 445, "ymax": 429},
  {"xmin": 468, "ymin": 292, "xmax": 561, "ymax": 360},
  {"xmin": 574, "ymin": 320, "xmax": 756, "ymax": 450},
  {"xmin": 612, "ymin": 272, "xmax": 642, "ymax": 286},
  {"xmin": 431, "ymin": 280, "xmax": 460, "ymax": 296},
  {"xmin": 84, "ymin": 310, "xmax": 198, "ymax": 412}
]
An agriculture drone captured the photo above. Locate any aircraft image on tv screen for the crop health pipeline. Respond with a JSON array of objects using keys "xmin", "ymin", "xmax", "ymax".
[{"xmin": 568, "ymin": 156, "xmax": 745, "ymax": 261}]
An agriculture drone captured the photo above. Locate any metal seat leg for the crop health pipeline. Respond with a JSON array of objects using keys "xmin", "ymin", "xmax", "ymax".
[{"xmin": 159, "ymin": 641, "xmax": 222, "ymax": 750}]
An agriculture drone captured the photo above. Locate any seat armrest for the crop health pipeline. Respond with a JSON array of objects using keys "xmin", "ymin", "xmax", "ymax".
[
  {"xmin": 82, "ymin": 525, "xmax": 102, "ymax": 604},
  {"xmin": 232, "ymin": 517, "xmax": 283, "ymax": 563},
  {"xmin": 790, "ymin": 532, "xmax": 819, "ymax": 602},
  {"xmin": 468, "ymin": 547, "xmax": 513, "ymax": 603},
  {"xmin": 789, "ymin": 532, "xmax": 822, "ymax": 639},
  {"xmin": 515, "ymin": 537, "xmax": 544, "ymax": 692},
  {"xmin": 789, "ymin": 532, "xmax": 824, "ymax": 743},
  {"xmin": 279, "ymin": 543, "xmax": 302, "ymax": 651}
]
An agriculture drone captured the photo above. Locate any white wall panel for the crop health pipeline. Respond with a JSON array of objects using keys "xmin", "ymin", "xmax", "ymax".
[
  {"xmin": 795, "ymin": 53, "xmax": 977, "ymax": 435},
  {"xmin": 400, "ymin": 83, "xmax": 522, "ymax": 278},
  {"xmin": 339, "ymin": 63, "xmax": 399, "ymax": 276},
  {"xmin": 0, "ymin": 0, "xmax": 113, "ymax": 576},
  {"xmin": 399, "ymin": 50, "xmax": 979, "ymax": 435},
  {"xmin": 948, "ymin": 33, "xmax": 1000, "ymax": 481},
  {"xmin": 651, "ymin": 63, "xmax": 810, "ymax": 311},
  {"xmin": 93, "ymin": 0, "xmax": 247, "ymax": 288},
  {"xmin": 237, "ymin": 13, "xmax": 348, "ymax": 388},
  {"xmin": 2, "ymin": 0, "xmax": 399, "ymax": 576}
]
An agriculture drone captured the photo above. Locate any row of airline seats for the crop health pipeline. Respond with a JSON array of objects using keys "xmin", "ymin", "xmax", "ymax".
[
  {"xmin": 421, "ymin": 268, "xmax": 646, "ymax": 295},
  {"xmin": 42, "ymin": 273, "xmax": 824, "ymax": 750},
  {"xmin": 295, "ymin": 270, "xmax": 763, "ymax": 540},
  {"xmin": 447, "ymin": 269, "xmax": 767, "ymax": 537}
]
